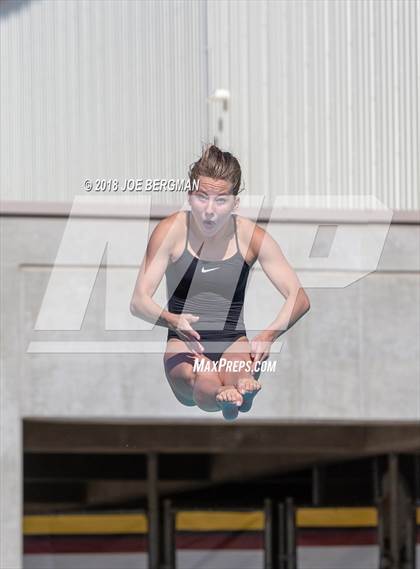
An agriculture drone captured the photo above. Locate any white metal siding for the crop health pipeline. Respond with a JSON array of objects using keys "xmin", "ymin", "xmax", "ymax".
[
  {"xmin": 208, "ymin": 0, "xmax": 419, "ymax": 210},
  {"xmin": 1, "ymin": 0, "xmax": 419, "ymax": 209},
  {"xmin": 0, "ymin": 0, "xmax": 207, "ymax": 205}
]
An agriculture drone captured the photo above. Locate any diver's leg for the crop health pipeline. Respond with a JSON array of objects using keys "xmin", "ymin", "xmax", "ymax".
[
  {"xmin": 163, "ymin": 339, "xmax": 197, "ymax": 405},
  {"xmin": 164, "ymin": 339, "xmax": 242, "ymax": 416},
  {"xmin": 193, "ymin": 354, "xmax": 243, "ymax": 419},
  {"xmin": 218, "ymin": 336, "xmax": 262, "ymax": 413}
]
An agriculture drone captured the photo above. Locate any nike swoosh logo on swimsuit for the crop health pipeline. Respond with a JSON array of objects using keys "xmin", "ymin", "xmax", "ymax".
[{"xmin": 201, "ymin": 266, "xmax": 220, "ymax": 273}]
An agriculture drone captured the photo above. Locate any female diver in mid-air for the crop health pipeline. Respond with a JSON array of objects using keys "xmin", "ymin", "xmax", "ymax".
[{"xmin": 130, "ymin": 145, "xmax": 310, "ymax": 420}]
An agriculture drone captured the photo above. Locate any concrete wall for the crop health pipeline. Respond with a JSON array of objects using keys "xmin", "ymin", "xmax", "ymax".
[
  {"xmin": 1, "ymin": 208, "xmax": 419, "ymax": 567},
  {"xmin": 2, "ymin": 209, "xmax": 419, "ymax": 423}
]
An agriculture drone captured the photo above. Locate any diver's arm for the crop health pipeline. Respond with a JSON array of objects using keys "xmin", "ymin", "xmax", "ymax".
[
  {"xmin": 130, "ymin": 216, "xmax": 178, "ymax": 330},
  {"xmin": 253, "ymin": 226, "xmax": 310, "ymax": 341},
  {"xmin": 264, "ymin": 287, "xmax": 310, "ymax": 341}
]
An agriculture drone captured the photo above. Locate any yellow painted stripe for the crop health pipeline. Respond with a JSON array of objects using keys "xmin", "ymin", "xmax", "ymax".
[
  {"xmin": 23, "ymin": 514, "xmax": 148, "ymax": 535},
  {"xmin": 22, "ymin": 507, "xmax": 420, "ymax": 535},
  {"xmin": 296, "ymin": 508, "xmax": 377, "ymax": 528},
  {"xmin": 176, "ymin": 511, "xmax": 264, "ymax": 532}
]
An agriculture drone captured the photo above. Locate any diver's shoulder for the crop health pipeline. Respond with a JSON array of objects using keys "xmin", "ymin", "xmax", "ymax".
[
  {"xmin": 149, "ymin": 210, "xmax": 186, "ymax": 252},
  {"xmin": 156, "ymin": 210, "xmax": 187, "ymax": 234},
  {"xmin": 235, "ymin": 214, "xmax": 265, "ymax": 238},
  {"xmin": 235, "ymin": 214, "xmax": 266, "ymax": 262}
]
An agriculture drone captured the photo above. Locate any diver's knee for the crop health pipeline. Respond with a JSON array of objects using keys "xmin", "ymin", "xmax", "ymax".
[{"xmin": 192, "ymin": 385, "xmax": 219, "ymax": 412}]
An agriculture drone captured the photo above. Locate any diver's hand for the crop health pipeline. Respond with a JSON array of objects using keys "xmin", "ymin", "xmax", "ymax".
[
  {"xmin": 250, "ymin": 332, "xmax": 273, "ymax": 375},
  {"xmin": 170, "ymin": 313, "xmax": 205, "ymax": 356}
]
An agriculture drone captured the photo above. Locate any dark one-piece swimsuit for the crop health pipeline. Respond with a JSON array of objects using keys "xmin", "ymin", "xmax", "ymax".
[{"xmin": 165, "ymin": 210, "xmax": 254, "ymax": 363}]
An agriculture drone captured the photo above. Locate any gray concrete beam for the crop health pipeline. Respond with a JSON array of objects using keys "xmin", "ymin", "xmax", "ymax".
[{"xmin": 23, "ymin": 421, "xmax": 420, "ymax": 455}]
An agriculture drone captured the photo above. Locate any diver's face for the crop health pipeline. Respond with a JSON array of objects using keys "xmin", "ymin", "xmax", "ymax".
[{"xmin": 188, "ymin": 176, "xmax": 238, "ymax": 235}]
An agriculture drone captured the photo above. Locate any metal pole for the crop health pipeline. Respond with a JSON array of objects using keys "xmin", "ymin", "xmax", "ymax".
[
  {"xmin": 147, "ymin": 452, "xmax": 159, "ymax": 569},
  {"xmin": 405, "ymin": 502, "xmax": 415, "ymax": 569},
  {"xmin": 377, "ymin": 498, "xmax": 385, "ymax": 568},
  {"xmin": 278, "ymin": 502, "xmax": 286, "ymax": 569},
  {"xmin": 163, "ymin": 499, "xmax": 176, "ymax": 569},
  {"xmin": 285, "ymin": 498, "xmax": 297, "ymax": 569},
  {"xmin": 264, "ymin": 499, "xmax": 274, "ymax": 569},
  {"xmin": 414, "ymin": 454, "xmax": 420, "ymax": 503},
  {"xmin": 312, "ymin": 466, "xmax": 324, "ymax": 506},
  {"xmin": 372, "ymin": 457, "xmax": 382, "ymax": 503},
  {"xmin": 388, "ymin": 453, "xmax": 400, "ymax": 569}
]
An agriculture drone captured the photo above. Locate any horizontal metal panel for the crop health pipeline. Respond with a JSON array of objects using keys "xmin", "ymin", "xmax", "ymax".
[
  {"xmin": 209, "ymin": 0, "xmax": 419, "ymax": 210},
  {"xmin": 1, "ymin": 0, "xmax": 418, "ymax": 210},
  {"xmin": 0, "ymin": 0, "xmax": 207, "ymax": 206}
]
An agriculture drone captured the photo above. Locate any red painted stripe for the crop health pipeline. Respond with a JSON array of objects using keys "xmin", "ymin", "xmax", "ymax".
[
  {"xmin": 24, "ymin": 536, "xmax": 148, "ymax": 554},
  {"xmin": 25, "ymin": 533, "xmax": 264, "ymax": 553},
  {"xmin": 25, "ymin": 526, "xmax": 420, "ymax": 553},
  {"xmin": 176, "ymin": 532, "xmax": 264, "ymax": 550},
  {"xmin": 297, "ymin": 529, "xmax": 378, "ymax": 546}
]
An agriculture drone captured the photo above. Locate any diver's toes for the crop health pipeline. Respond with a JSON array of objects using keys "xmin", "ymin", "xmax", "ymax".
[
  {"xmin": 237, "ymin": 377, "xmax": 261, "ymax": 394},
  {"xmin": 217, "ymin": 387, "xmax": 242, "ymax": 406}
]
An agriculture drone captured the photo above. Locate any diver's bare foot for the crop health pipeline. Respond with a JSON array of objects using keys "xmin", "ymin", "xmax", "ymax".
[
  {"xmin": 237, "ymin": 377, "xmax": 261, "ymax": 412},
  {"xmin": 216, "ymin": 386, "xmax": 243, "ymax": 421}
]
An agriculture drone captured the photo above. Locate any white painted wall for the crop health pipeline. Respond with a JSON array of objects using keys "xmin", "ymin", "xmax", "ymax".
[
  {"xmin": 0, "ymin": 0, "xmax": 208, "ymax": 205},
  {"xmin": 208, "ymin": 0, "xmax": 420, "ymax": 209},
  {"xmin": 1, "ymin": 0, "xmax": 419, "ymax": 208}
]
